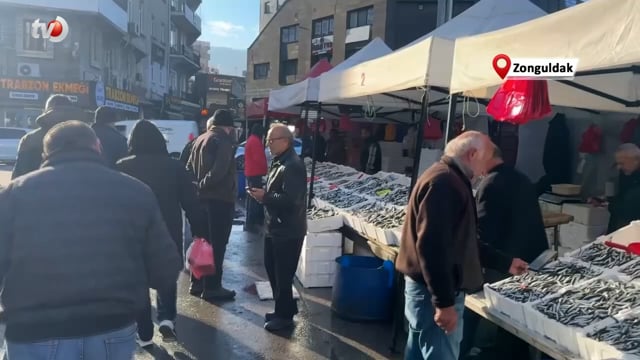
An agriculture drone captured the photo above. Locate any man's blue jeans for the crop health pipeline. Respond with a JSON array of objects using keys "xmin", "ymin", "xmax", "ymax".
[
  {"xmin": 3, "ymin": 323, "xmax": 136, "ymax": 360},
  {"xmin": 404, "ymin": 276, "xmax": 466, "ymax": 360}
]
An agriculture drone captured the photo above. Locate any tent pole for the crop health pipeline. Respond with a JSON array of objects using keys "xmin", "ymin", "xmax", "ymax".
[
  {"xmin": 410, "ymin": 90, "xmax": 429, "ymax": 190},
  {"xmin": 444, "ymin": 94, "xmax": 459, "ymax": 144},
  {"xmin": 308, "ymin": 103, "xmax": 321, "ymax": 208}
]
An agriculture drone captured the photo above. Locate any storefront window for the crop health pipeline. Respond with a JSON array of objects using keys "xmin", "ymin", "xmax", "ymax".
[{"xmin": 2, "ymin": 108, "xmax": 42, "ymax": 129}]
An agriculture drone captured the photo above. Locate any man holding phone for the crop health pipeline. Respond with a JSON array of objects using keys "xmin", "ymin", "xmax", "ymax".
[{"xmin": 248, "ymin": 124, "xmax": 307, "ymax": 332}]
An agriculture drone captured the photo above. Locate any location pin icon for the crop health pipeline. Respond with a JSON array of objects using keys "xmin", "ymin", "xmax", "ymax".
[{"xmin": 492, "ymin": 54, "xmax": 511, "ymax": 80}]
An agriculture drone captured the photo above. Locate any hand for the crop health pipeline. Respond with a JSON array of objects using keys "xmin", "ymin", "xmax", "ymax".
[
  {"xmin": 509, "ymin": 258, "xmax": 529, "ymax": 275},
  {"xmin": 434, "ymin": 306, "xmax": 458, "ymax": 334},
  {"xmin": 249, "ymin": 188, "xmax": 266, "ymax": 203}
]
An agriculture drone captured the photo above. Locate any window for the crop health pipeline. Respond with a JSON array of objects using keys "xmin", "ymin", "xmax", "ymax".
[
  {"xmin": 254, "ymin": 63, "xmax": 269, "ymax": 80},
  {"xmin": 280, "ymin": 25, "xmax": 298, "ymax": 44},
  {"xmin": 312, "ymin": 16, "xmax": 334, "ymax": 38},
  {"xmin": 22, "ymin": 19, "xmax": 47, "ymax": 52},
  {"xmin": 170, "ymin": 25, "xmax": 177, "ymax": 47},
  {"xmin": 347, "ymin": 7, "xmax": 374, "ymax": 29},
  {"xmin": 345, "ymin": 41, "xmax": 367, "ymax": 59},
  {"xmin": 280, "ymin": 59, "xmax": 298, "ymax": 84},
  {"xmin": 0, "ymin": 128, "xmax": 27, "ymax": 140},
  {"xmin": 264, "ymin": 1, "xmax": 272, "ymax": 14}
]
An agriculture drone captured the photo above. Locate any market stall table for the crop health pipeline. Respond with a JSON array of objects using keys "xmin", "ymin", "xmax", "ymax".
[{"xmin": 465, "ymin": 292, "xmax": 581, "ymax": 360}]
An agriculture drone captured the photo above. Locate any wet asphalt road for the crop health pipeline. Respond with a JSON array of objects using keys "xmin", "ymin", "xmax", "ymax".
[{"xmin": 0, "ymin": 163, "xmax": 401, "ymax": 360}]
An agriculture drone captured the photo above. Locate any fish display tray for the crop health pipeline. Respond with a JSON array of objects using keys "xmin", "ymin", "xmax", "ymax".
[
  {"xmin": 565, "ymin": 239, "xmax": 638, "ymax": 271},
  {"xmin": 576, "ymin": 310, "xmax": 640, "ymax": 360},
  {"xmin": 307, "ymin": 214, "xmax": 344, "ymax": 233}
]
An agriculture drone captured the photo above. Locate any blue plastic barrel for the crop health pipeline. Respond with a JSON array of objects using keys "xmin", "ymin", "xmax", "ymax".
[
  {"xmin": 237, "ymin": 171, "xmax": 246, "ymax": 199},
  {"xmin": 331, "ymin": 255, "xmax": 395, "ymax": 321}
]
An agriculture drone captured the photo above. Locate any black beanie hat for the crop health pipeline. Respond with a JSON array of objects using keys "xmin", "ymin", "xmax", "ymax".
[{"xmin": 210, "ymin": 109, "xmax": 234, "ymax": 128}]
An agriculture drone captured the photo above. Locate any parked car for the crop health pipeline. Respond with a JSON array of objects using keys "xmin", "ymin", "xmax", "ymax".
[
  {"xmin": 0, "ymin": 127, "xmax": 29, "ymax": 164},
  {"xmin": 235, "ymin": 138, "xmax": 302, "ymax": 170},
  {"xmin": 115, "ymin": 120, "xmax": 199, "ymax": 159}
]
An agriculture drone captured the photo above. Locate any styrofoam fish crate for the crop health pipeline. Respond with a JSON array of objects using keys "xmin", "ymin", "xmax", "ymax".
[
  {"xmin": 576, "ymin": 310, "xmax": 640, "ymax": 360},
  {"xmin": 483, "ymin": 283, "xmax": 528, "ymax": 326},
  {"xmin": 307, "ymin": 214, "xmax": 344, "ymax": 233},
  {"xmin": 565, "ymin": 238, "xmax": 638, "ymax": 271},
  {"xmin": 373, "ymin": 226, "xmax": 400, "ymax": 246},
  {"xmin": 361, "ymin": 221, "xmax": 379, "ymax": 240}
]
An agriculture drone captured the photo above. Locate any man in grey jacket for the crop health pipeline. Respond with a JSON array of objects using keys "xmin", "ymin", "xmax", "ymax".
[{"xmin": 0, "ymin": 121, "xmax": 181, "ymax": 359}]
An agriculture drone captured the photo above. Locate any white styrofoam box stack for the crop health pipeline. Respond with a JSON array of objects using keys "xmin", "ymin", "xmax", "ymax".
[
  {"xmin": 562, "ymin": 203, "xmax": 610, "ymax": 226},
  {"xmin": 606, "ymin": 220, "xmax": 640, "ymax": 247},
  {"xmin": 559, "ymin": 222, "xmax": 608, "ymax": 250},
  {"xmin": 576, "ymin": 310, "xmax": 640, "ymax": 360},
  {"xmin": 538, "ymin": 200, "xmax": 563, "ymax": 213},
  {"xmin": 296, "ymin": 232, "xmax": 342, "ymax": 289},
  {"xmin": 545, "ymin": 228, "xmax": 555, "ymax": 245}
]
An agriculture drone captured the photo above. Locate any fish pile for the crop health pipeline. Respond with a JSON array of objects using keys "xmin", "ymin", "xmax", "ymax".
[
  {"xmin": 386, "ymin": 188, "xmax": 410, "ymax": 207},
  {"xmin": 358, "ymin": 183, "xmax": 406, "ymax": 198},
  {"xmin": 588, "ymin": 316, "xmax": 640, "ymax": 356},
  {"xmin": 343, "ymin": 177, "xmax": 386, "ymax": 192},
  {"xmin": 568, "ymin": 242, "xmax": 636, "ymax": 268},
  {"xmin": 620, "ymin": 260, "xmax": 640, "ymax": 280},
  {"xmin": 364, "ymin": 206, "xmax": 406, "ymax": 229},
  {"xmin": 317, "ymin": 189, "xmax": 367, "ymax": 209},
  {"xmin": 534, "ymin": 279, "xmax": 640, "ymax": 327},
  {"xmin": 348, "ymin": 202, "xmax": 384, "ymax": 219},
  {"xmin": 488, "ymin": 262, "xmax": 602, "ymax": 303},
  {"xmin": 307, "ymin": 205, "xmax": 340, "ymax": 220}
]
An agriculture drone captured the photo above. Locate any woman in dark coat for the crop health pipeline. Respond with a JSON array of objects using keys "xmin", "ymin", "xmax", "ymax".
[{"xmin": 116, "ymin": 120, "xmax": 207, "ymax": 346}]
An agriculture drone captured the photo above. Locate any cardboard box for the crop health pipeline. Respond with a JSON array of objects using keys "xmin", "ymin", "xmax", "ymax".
[
  {"xmin": 559, "ymin": 222, "xmax": 608, "ymax": 250},
  {"xmin": 304, "ymin": 231, "xmax": 342, "ymax": 248},
  {"xmin": 561, "ymin": 203, "xmax": 610, "ymax": 226}
]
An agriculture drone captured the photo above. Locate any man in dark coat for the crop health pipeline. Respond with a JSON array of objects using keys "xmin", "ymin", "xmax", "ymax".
[
  {"xmin": 11, "ymin": 94, "xmax": 85, "ymax": 179},
  {"xmin": 116, "ymin": 120, "xmax": 207, "ymax": 344},
  {"xmin": 187, "ymin": 109, "xmax": 238, "ymax": 300},
  {"xmin": 92, "ymin": 106, "xmax": 128, "ymax": 167},
  {"xmin": 0, "ymin": 121, "xmax": 181, "ymax": 359},
  {"xmin": 460, "ymin": 146, "xmax": 548, "ymax": 359},
  {"xmin": 248, "ymin": 124, "xmax": 307, "ymax": 332},
  {"xmin": 396, "ymin": 131, "xmax": 528, "ymax": 360},
  {"xmin": 360, "ymin": 126, "xmax": 381, "ymax": 174},
  {"xmin": 605, "ymin": 143, "xmax": 640, "ymax": 233}
]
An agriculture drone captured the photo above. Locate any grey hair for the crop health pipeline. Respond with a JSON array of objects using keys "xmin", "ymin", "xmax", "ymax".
[
  {"xmin": 444, "ymin": 131, "xmax": 486, "ymax": 158},
  {"xmin": 269, "ymin": 123, "xmax": 294, "ymax": 144},
  {"xmin": 206, "ymin": 117, "xmax": 215, "ymax": 129},
  {"xmin": 616, "ymin": 143, "xmax": 640, "ymax": 158}
]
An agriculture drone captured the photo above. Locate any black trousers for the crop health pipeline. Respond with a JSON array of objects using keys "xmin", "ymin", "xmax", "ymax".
[
  {"xmin": 245, "ymin": 176, "xmax": 264, "ymax": 227},
  {"xmin": 264, "ymin": 235, "xmax": 304, "ymax": 319},
  {"xmin": 191, "ymin": 199, "xmax": 235, "ymax": 290},
  {"xmin": 137, "ymin": 284, "xmax": 178, "ymax": 341}
]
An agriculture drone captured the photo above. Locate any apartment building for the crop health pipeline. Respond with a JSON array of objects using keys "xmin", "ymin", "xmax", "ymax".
[
  {"xmin": 0, "ymin": 0, "xmax": 202, "ymax": 125},
  {"xmin": 247, "ymin": 0, "xmax": 573, "ymax": 103},
  {"xmin": 259, "ymin": 0, "xmax": 287, "ymax": 32},
  {"xmin": 193, "ymin": 40, "xmax": 211, "ymax": 73}
]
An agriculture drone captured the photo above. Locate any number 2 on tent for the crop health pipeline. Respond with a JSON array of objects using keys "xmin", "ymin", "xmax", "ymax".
[{"xmin": 361, "ymin": 73, "xmax": 366, "ymax": 86}]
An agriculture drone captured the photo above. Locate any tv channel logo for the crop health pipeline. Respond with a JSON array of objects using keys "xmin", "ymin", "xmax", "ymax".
[{"xmin": 31, "ymin": 16, "xmax": 69, "ymax": 43}]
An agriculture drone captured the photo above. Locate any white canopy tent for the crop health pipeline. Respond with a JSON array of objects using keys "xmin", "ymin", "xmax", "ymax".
[
  {"xmin": 317, "ymin": 0, "xmax": 548, "ymax": 108},
  {"xmin": 450, "ymin": 0, "xmax": 640, "ymax": 113},
  {"xmin": 267, "ymin": 38, "xmax": 393, "ymax": 112}
]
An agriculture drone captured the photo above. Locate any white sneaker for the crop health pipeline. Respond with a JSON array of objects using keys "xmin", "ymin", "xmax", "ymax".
[
  {"xmin": 158, "ymin": 320, "xmax": 177, "ymax": 342},
  {"xmin": 136, "ymin": 337, "xmax": 153, "ymax": 349}
]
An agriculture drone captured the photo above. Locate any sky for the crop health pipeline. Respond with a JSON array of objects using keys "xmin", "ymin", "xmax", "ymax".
[{"xmin": 199, "ymin": 0, "xmax": 259, "ymax": 50}]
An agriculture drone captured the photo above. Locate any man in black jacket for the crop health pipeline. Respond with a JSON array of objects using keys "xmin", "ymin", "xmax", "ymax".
[
  {"xmin": 187, "ymin": 109, "xmax": 237, "ymax": 300},
  {"xmin": 92, "ymin": 106, "xmax": 128, "ymax": 167},
  {"xmin": 360, "ymin": 126, "xmax": 381, "ymax": 174},
  {"xmin": 248, "ymin": 124, "xmax": 307, "ymax": 332},
  {"xmin": 0, "ymin": 121, "xmax": 181, "ymax": 359},
  {"xmin": 460, "ymin": 146, "xmax": 548, "ymax": 359},
  {"xmin": 12, "ymin": 94, "xmax": 85, "ymax": 179}
]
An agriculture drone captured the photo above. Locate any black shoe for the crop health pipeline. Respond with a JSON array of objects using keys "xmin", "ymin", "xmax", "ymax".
[
  {"xmin": 264, "ymin": 318, "xmax": 294, "ymax": 332},
  {"xmin": 202, "ymin": 287, "xmax": 236, "ymax": 300},
  {"xmin": 265, "ymin": 312, "xmax": 276, "ymax": 322},
  {"xmin": 158, "ymin": 320, "xmax": 177, "ymax": 342}
]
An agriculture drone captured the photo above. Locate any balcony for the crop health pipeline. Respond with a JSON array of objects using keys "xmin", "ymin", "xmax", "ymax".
[
  {"xmin": 5, "ymin": 0, "xmax": 128, "ymax": 33},
  {"xmin": 170, "ymin": 45, "xmax": 201, "ymax": 75},
  {"xmin": 127, "ymin": 22, "xmax": 148, "ymax": 62},
  {"xmin": 171, "ymin": 0, "xmax": 202, "ymax": 38}
]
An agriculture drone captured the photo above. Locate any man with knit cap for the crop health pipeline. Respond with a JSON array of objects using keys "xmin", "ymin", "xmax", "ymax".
[
  {"xmin": 92, "ymin": 106, "xmax": 128, "ymax": 167},
  {"xmin": 187, "ymin": 109, "xmax": 238, "ymax": 300},
  {"xmin": 11, "ymin": 94, "xmax": 85, "ymax": 179}
]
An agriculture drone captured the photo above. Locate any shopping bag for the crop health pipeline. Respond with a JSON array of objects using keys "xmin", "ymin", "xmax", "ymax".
[
  {"xmin": 487, "ymin": 79, "xmax": 552, "ymax": 124},
  {"xmin": 188, "ymin": 238, "xmax": 216, "ymax": 279},
  {"xmin": 423, "ymin": 117, "xmax": 443, "ymax": 140}
]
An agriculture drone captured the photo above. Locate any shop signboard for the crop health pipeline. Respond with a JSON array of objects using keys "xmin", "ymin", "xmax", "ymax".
[
  {"xmin": 311, "ymin": 35, "xmax": 334, "ymax": 56},
  {"xmin": 208, "ymin": 75, "xmax": 234, "ymax": 93},
  {"xmin": 0, "ymin": 77, "xmax": 92, "ymax": 108},
  {"xmin": 102, "ymin": 85, "xmax": 139, "ymax": 113}
]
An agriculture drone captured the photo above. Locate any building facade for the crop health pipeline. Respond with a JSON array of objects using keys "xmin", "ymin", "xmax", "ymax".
[
  {"xmin": 193, "ymin": 40, "xmax": 211, "ymax": 73},
  {"xmin": 0, "ymin": 0, "xmax": 202, "ymax": 127},
  {"xmin": 259, "ymin": 0, "xmax": 287, "ymax": 32},
  {"xmin": 247, "ymin": 0, "xmax": 572, "ymax": 103}
]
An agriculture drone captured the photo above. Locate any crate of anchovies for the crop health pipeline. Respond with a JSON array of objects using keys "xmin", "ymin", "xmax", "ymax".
[
  {"xmin": 529, "ymin": 274, "xmax": 640, "ymax": 356},
  {"xmin": 615, "ymin": 258, "xmax": 640, "ymax": 284},
  {"xmin": 347, "ymin": 202, "xmax": 386, "ymax": 240},
  {"xmin": 565, "ymin": 240, "xmax": 638, "ymax": 271},
  {"xmin": 307, "ymin": 203, "xmax": 344, "ymax": 233},
  {"xmin": 484, "ymin": 259, "xmax": 602, "ymax": 326},
  {"xmin": 576, "ymin": 310, "xmax": 640, "ymax": 360},
  {"xmin": 372, "ymin": 205, "xmax": 406, "ymax": 246}
]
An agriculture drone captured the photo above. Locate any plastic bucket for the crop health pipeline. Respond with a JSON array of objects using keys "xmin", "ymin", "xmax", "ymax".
[{"xmin": 331, "ymin": 255, "xmax": 395, "ymax": 321}]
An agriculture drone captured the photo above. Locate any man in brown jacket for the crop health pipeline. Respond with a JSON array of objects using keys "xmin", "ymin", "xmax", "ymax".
[
  {"xmin": 396, "ymin": 131, "xmax": 528, "ymax": 360},
  {"xmin": 187, "ymin": 109, "xmax": 237, "ymax": 301}
]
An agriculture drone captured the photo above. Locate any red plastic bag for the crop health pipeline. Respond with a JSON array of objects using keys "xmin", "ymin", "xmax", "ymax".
[
  {"xmin": 187, "ymin": 238, "xmax": 215, "ymax": 280},
  {"xmin": 423, "ymin": 117, "xmax": 443, "ymax": 140},
  {"xmin": 578, "ymin": 125, "xmax": 603, "ymax": 153},
  {"xmin": 487, "ymin": 79, "xmax": 552, "ymax": 124}
]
